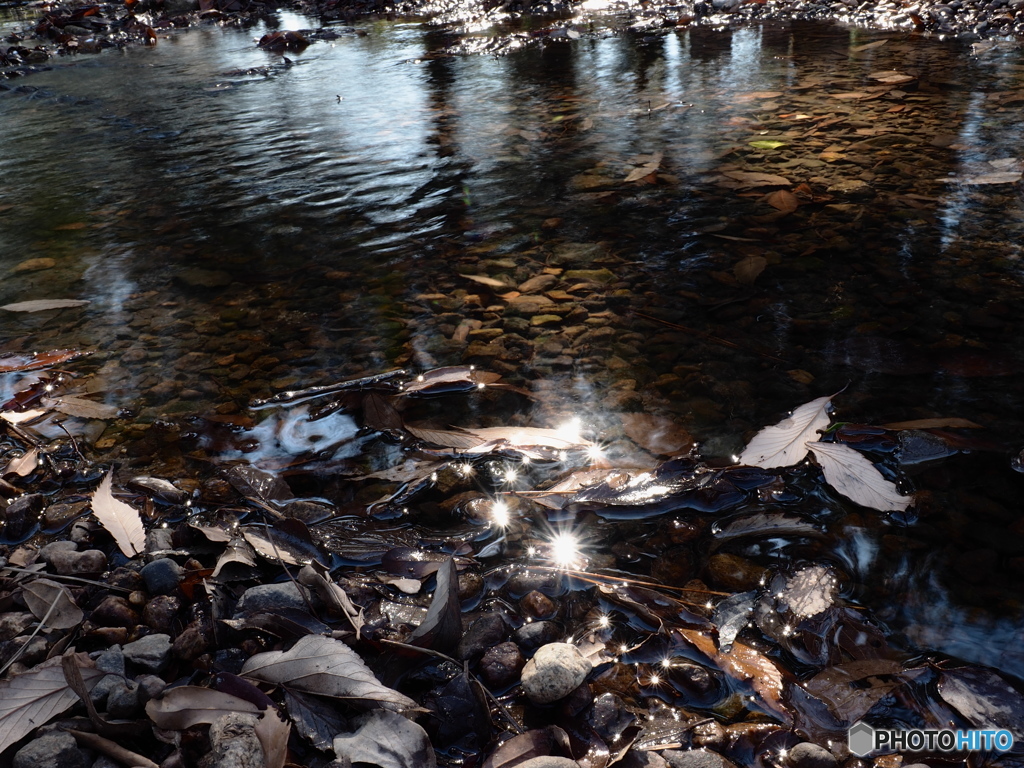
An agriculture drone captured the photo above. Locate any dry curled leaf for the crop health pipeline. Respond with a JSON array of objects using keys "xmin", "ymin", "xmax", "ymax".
[
  {"xmin": 90, "ymin": 471, "xmax": 145, "ymax": 557},
  {"xmin": 241, "ymin": 635, "xmax": 417, "ymax": 709}
]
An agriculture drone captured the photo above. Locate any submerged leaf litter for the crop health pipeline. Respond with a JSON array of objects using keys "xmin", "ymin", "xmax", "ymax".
[{"xmin": 1, "ymin": 358, "xmax": 1024, "ymax": 767}]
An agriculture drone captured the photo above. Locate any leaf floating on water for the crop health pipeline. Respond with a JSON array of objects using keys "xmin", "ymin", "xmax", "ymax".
[
  {"xmin": 0, "ymin": 350, "xmax": 90, "ymax": 373},
  {"xmin": 738, "ymin": 396, "xmax": 832, "ymax": 469},
  {"xmin": 778, "ymin": 564, "xmax": 838, "ymax": 619},
  {"xmin": 241, "ymin": 635, "xmax": 418, "ymax": 709},
  {"xmin": 90, "ymin": 471, "xmax": 145, "ymax": 558},
  {"xmin": 4, "ymin": 447, "xmax": 40, "ymax": 477},
  {"xmin": 0, "ymin": 655, "xmax": 105, "ymax": 756},
  {"xmin": 624, "ymin": 152, "xmax": 663, "ymax": 183},
  {"xmin": 721, "ymin": 170, "xmax": 792, "ymax": 187},
  {"xmin": 766, "ymin": 189, "xmax": 800, "ymax": 213},
  {"xmin": 807, "ymin": 441, "xmax": 912, "ymax": 511},
  {"xmin": 713, "ymin": 591, "xmax": 757, "ymax": 652},
  {"xmin": 0, "ymin": 300, "xmax": 90, "ymax": 313},
  {"xmin": 404, "ymin": 424, "xmax": 483, "ymax": 450},
  {"xmin": 333, "ymin": 709, "xmax": 437, "ymax": 768},
  {"xmin": 41, "ymin": 395, "xmax": 120, "ymax": 420},
  {"xmin": 937, "ymin": 666, "xmax": 1024, "ymax": 733}
]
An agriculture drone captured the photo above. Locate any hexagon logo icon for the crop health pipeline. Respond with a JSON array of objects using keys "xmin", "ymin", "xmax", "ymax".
[{"xmin": 848, "ymin": 722, "xmax": 875, "ymax": 757}]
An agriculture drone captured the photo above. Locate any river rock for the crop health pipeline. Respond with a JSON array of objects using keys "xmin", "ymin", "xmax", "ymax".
[
  {"xmin": 516, "ymin": 759, "xmax": 581, "ymax": 768},
  {"xmin": 662, "ymin": 749, "xmax": 738, "ymax": 768},
  {"xmin": 12, "ymin": 730, "xmax": 88, "ymax": 768},
  {"xmin": 619, "ymin": 751, "xmax": 670, "ymax": 768},
  {"xmin": 705, "ymin": 553, "xmax": 767, "ymax": 591},
  {"xmin": 123, "ymin": 632, "xmax": 172, "ymax": 673},
  {"xmin": 513, "ymin": 620, "xmax": 562, "ymax": 650},
  {"xmin": 521, "ymin": 642, "xmax": 593, "ymax": 704},
  {"xmin": 39, "ymin": 541, "xmax": 77, "ymax": 564},
  {"xmin": 95, "ymin": 646, "xmax": 126, "ymax": 675},
  {"xmin": 199, "ymin": 712, "xmax": 264, "ymax": 768},
  {"xmin": 143, "ymin": 594, "xmax": 181, "ymax": 633},
  {"xmin": 91, "ymin": 596, "xmax": 138, "ymax": 628},
  {"xmin": 826, "ymin": 179, "xmax": 875, "ymax": 199},
  {"xmin": 141, "ymin": 557, "xmax": 182, "ymax": 595},
  {"xmin": 519, "ymin": 274, "xmax": 559, "ymax": 293},
  {"xmin": 106, "ymin": 677, "xmax": 141, "ymax": 718},
  {"xmin": 457, "ymin": 612, "xmax": 506, "ymax": 660},
  {"xmin": 786, "ymin": 743, "xmax": 838, "ymax": 768},
  {"xmin": 479, "ymin": 641, "xmax": 524, "ymax": 687},
  {"xmin": 233, "ymin": 582, "xmax": 315, "ymax": 617},
  {"xmin": 164, "ymin": 0, "xmax": 200, "ymax": 12},
  {"xmin": 49, "ymin": 548, "xmax": 107, "ymax": 575}
]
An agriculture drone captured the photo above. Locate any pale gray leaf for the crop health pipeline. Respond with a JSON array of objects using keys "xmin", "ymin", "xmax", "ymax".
[
  {"xmin": 22, "ymin": 578, "xmax": 84, "ymax": 629},
  {"xmin": 90, "ymin": 471, "xmax": 146, "ymax": 557},
  {"xmin": 0, "ymin": 655, "xmax": 104, "ymax": 755},
  {"xmin": 212, "ymin": 537, "xmax": 258, "ymax": 578},
  {"xmin": 4, "ymin": 447, "xmax": 40, "ymax": 477},
  {"xmin": 808, "ymin": 441, "xmax": 912, "ymax": 511},
  {"xmin": 241, "ymin": 635, "xmax": 417, "ymax": 709},
  {"xmin": 738, "ymin": 396, "xmax": 832, "ymax": 468},
  {"xmin": 0, "ymin": 300, "xmax": 90, "ymax": 313},
  {"xmin": 333, "ymin": 709, "xmax": 437, "ymax": 768},
  {"xmin": 779, "ymin": 564, "xmax": 838, "ymax": 619},
  {"xmin": 937, "ymin": 666, "xmax": 1024, "ymax": 734},
  {"xmin": 42, "ymin": 395, "xmax": 120, "ymax": 420}
]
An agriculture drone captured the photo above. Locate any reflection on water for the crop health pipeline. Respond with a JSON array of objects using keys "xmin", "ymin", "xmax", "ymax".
[{"xmin": 3, "ymin": 17, "xmax": 1024, "ymax": 677}]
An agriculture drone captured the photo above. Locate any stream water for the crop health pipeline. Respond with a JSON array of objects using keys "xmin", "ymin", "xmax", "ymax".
[{"xmin": 3, "ymin": 10, "xmax": 1024, "ymax": 701}]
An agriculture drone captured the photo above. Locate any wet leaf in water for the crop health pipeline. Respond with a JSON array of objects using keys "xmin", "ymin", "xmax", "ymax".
[
  {"xmin": 807, "ymin": 442, "xmax": 912, "ymax": 511},
  {"xmin": 22, "ymin": 578, "xmax": 83, "ymax": 629},
  {"xmin": 674, "ymin": 628, "xmax": 790, "ymax": 722},
  {"xmin": 463, "ymin": 274, "xmax": 512, "ymax": 289},
  {"xmin": 776, "ymin": 564, "xmax": 838, "ymax": 619},
  {"xmin": 404, "ymin": 424, "xmax": 483, "ymax": 449},
  {"xmin": 720, "ymin": 170, "xmax": 791, "ymax": 187},
  {"xmin": 90, "ymin": 471, "xmax": 145, "ymax": 557},
  {"xmin": 849, "ymin": 39, "xmax": 888, "ymax": 51},
  {"xmin": 382, "ymin": 547, "xmax": 451, "ymax": 579},
  {"xmin": 713, "ymin": 591, "xmax": 756, "ymax": 652},
  {"xmin": 409, "ymin": 557, "xmax": 461, "ymax": 653},
  {"xmin": 711, "ymin": 512, "xmax": 822, "ymax": 546},
  {"xmin": 0, "ymin": 299, "xmax": 90, "ymax": 313},
  {"xmin": 619, "ymin": 413, "xmax": 694, "ymax": 456},
  {"xmin": 749, "ymin": 140, "xmax": 787, "ymax": 150},
  {"xmin": 243, "ymin": 635, "xmax": 418, "ymax": 709},
  {"xmin": 733, "ymin": 255, "xmax": 767, "ymax": 285},
  {"xmin": 211, "ymin": 537, "xmax": 257, "ymax": 578},
  {"xmin": 738, "ymin": 396, "xmax": 832, "ymax": 469},
  {"xmin": 226, "ymin": 464, "xmax": 294, "ymax": 503},
  {"xmin": 284, "ymin": 688, "xmax": 347, "ymax": 752},
  {"xmin": 333, "ymin": 709, "xmax": 436, "ymax": 768},
  {"xmin": 956, "ymin": 171, "xmax": 1021, "ymax": 185},
  {"xmin": 422, "ymin": 670, "xmax": 490, "ymax": 751},
  {"xmin": 363, "ymin": 392, "xmax": 403, "ymax": 432},
  {"xmin": 937, "ymin": 667, "xmax": 1024, "ymax": 733},
  {"xmin": 803, "ymin": 659, "xmax": 904, "ymax": 725},
  {"xmin": 0, "ymin": 655, "xmax": 105, "ymax": 755},
  {"xmin": 4, "ymin": 447, "xmax": 40, "ymax": 477},
  {"xmin": 242, "ymin": 519, "xmax": 325, "ymax": 567},
  {"xmin": 0, "ymin": 350, "xmax": 90, "ymax": 373},
  {"xmin": 483, "ymin": 726, "xmax": 573, "ymax": 768},
  {"xmin": 766, "ymin": 189, "xmax": 800, "ymax": 213},
  {"xmin": 41, "ymin": 395, "xmax": 119, "ymax": 420},
  {"xmin": 402, "ymin": 366, "xmax": 501, "ymax": 396}
]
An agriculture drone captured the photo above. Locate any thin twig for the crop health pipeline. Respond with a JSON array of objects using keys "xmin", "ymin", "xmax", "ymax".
[
  {"xmin": 0, "ymin": 592, "xmax": 60, "ymax": 675},
  {"xmin": 66, "ymin": 729, "xmax": 160, "ymax": 768},
  {"xmin": 0, "ymin": 566, "xmax": 133, "ymax": 593},
  {"xmin": 526, "ymin": 565, "xmax": 731, "ymax": 599}
]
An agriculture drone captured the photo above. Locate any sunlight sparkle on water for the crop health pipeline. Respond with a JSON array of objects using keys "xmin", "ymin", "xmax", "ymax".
[
  {"xmin": 491, "ymin": 499, "xmax": 510, "ymax": 527},
  {"xmin": 556, "ymin": 417, "xmax": 582, "ymax": 444},
  {"xmin": 550, "ymin": 531, "xmax": 581, "ymax": 568}
]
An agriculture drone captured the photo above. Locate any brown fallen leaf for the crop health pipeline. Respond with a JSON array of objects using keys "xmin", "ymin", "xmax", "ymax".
[
  {"xmin": 463, "ymin": 274, "xmax": 511, "ymax": 289},
  {"xmin": 733, "ymin": 255, "xmax": 767, "ymax": 286},
  {"xmin": 620, "ymin": 413, "xmax": 694, "ymax": 456},
  {"xmin": 22, "ymin": 578, "xmax": 84, "ymax": 629},
  {"xmin": 766, "ymin": 189, "xmax": 800, "ymax": 213},
  {"xmin": 721, "ymin": 170, "xmax": 791, "ymax": 187}
]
